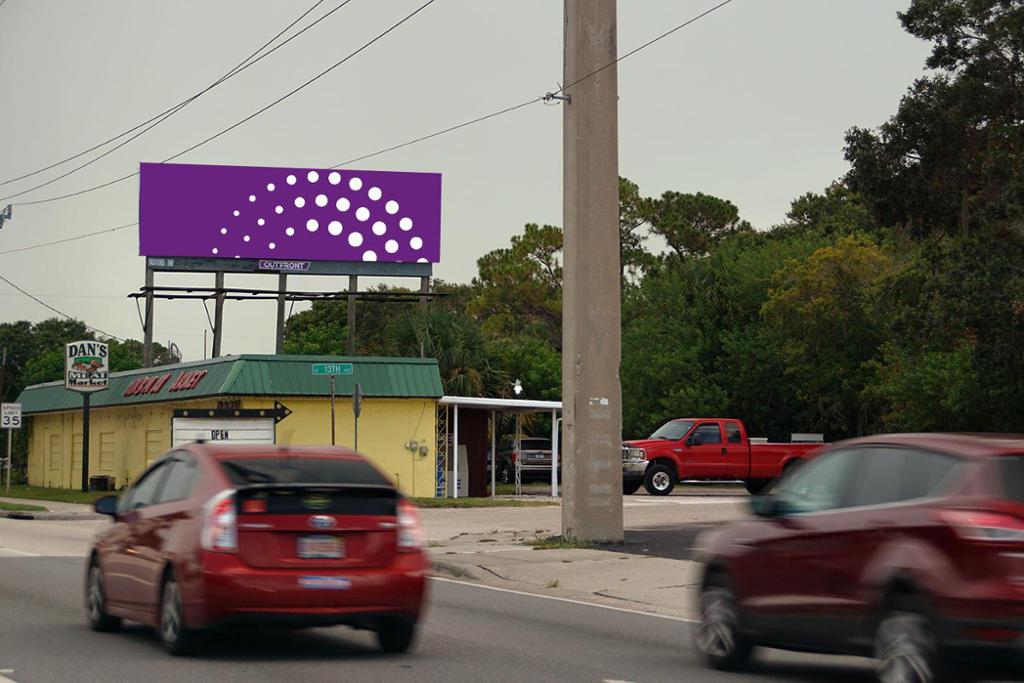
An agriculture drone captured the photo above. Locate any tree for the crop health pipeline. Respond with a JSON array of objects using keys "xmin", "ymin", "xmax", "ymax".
[
  {"xmin": 618, "ymin": 177, "xmax": 656, "ymax": 281},
  {"xmin": 845, "ymin": 0, "xmax": 1024, "ymax": 237},
  {"xmin": 385, "ymin": 306, "xmax": 504, "ymax": 396},
  {"xmin": 783, "ymin": 182, "xmax": 877, "ymax": 237},
  {"xmin": 648, "ymin": 192, "xmax": 752, "ymax": 258},
  {"xmin": 762, "ymin": 235, "xmax": 893, "ymax": 436},
  {"xmin": 469, "ymin": 223, "xmax": 563, "ymax": 349}
]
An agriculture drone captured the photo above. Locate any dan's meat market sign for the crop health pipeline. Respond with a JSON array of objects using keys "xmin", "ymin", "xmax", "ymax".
[{"xmin": 65, "ymin": 341, "xmax": 109, "ymax": 393}]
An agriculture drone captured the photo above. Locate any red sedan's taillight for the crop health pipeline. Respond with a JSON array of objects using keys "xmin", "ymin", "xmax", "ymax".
[
  {"xmin": 940, "ymin": 510, "xmax": 1024, "ymax": 542},
  {"xmin": 201, "ymin": 490, "xmax": 238, "ymax": 553},
  {"xmin": 397, "ymin": 500, "xmax": 423, "ymax": 552}
]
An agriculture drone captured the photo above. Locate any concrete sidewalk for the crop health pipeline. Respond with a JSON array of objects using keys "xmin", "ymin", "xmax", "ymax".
[
  {"xmin": 421, "ymin": 494, "xmax": 745, "ymax": 621},
  {"xmin": 0, "ymin": 497, "xmax": 105, "ymax": 520}
]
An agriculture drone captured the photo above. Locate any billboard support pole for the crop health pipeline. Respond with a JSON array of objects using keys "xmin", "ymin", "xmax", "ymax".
[
  {"xmin": 419, "ymin": 276, "xmax": 429, "ymax": 306},
  {"xmin": 347, "ymin": 275, "xmax": 357, "ymax": 355},
  {"xmin": 143, "ymin": 267, "xmax": 155, "ymax": 368},
  {"xmin": 212, "ymin": 272, "xmax": 225, "ymax": 358},
  {"xmin": 275, "ymin": 273, "xmax": 288, "ymax": 354},
  {"xmin": 81, "ymin": 393, "xmax": 90, "ymax": 493},
  {"xmin": 330, "ymin": 374, "xmax": 336, "ymax": 446}
]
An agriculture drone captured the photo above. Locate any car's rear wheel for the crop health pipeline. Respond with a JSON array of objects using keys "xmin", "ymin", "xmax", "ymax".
[
  {"xmin": 696, "ymin": 578, "xmax": 753, "ymax": 671},
  {"xmin": 160, "ymin": 574, "xmax": 197, "ymax": 656},
  {"xmin": 875, "ymin": 597, "xmax": 945, "ymax": 683},
  {"xmin": 376, "ymin": 618, "xmax": 417, "ymax": 654},
  {"xmin": 499, "ymin": 464, "xmax": 512, "ymax": 485},
  {"xmin": 623, "ymin": 479, "xmax": 642, "ymax": 495},
  {"xmin": 643, "ymin": 463, "xmax": 675, "ymax": 496},
  {"xmin": 86, "ymin": 561, "xmax": 121, "ymax": 632}
]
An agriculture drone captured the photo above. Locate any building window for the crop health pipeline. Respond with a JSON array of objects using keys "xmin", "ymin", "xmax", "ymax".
[
  {"xmin": 48, "ymin": 434, "xmax": 62, "ymax": 471},
  {"xmin": 99, "ymin": 432, "xmax": 115, "ymax": 471}
]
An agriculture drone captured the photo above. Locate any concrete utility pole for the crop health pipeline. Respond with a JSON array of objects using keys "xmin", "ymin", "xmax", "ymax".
[{"xmin": 561, "ymin": 0, "xmax": 624, "ymax": 542}]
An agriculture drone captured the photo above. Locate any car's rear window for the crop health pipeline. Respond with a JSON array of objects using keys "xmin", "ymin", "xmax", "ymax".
[
  {"xmin": 520, "ymin": 439, "xmax": 551, "ymax": 450},
  {"xmin": 219, "ymin": 457, "xmax": 391, "ymax": 487},
  {"xmin": 999, "ymin": 456, "xmax": 1024, "ymax": 503}
]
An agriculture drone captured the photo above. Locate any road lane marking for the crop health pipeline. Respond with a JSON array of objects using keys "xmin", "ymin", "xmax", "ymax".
[
  {"xmin": 0, "ymin": 548, "xmax": 39, "ymax": 557},
  {"xmin": 0, "ymin": 669, "xmax": 16, "ymax": 683},
  {"xmin": 430, "ymin": 576, "xmax": 697, "ymax": 623}
]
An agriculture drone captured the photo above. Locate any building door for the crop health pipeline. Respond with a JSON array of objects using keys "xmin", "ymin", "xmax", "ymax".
[{"xmin": 171, "ymin": 417, "xmax": 275, "ymax": 447}]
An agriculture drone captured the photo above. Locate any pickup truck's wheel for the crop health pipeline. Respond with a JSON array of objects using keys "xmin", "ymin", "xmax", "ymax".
[
  {"xmin": 697, "ymin": 577, "xmax": 753, "ymax": 671},
  {"xmin": 643, "ymin": 463, "xmax": 675, "ymax": 496},
  {"xmin": 623, "ymin": 479, "xmax": 642, "ymax": 495},
  {"xmin": 744, "ymin": 479, "xmax": 771, "ymax": 495}
]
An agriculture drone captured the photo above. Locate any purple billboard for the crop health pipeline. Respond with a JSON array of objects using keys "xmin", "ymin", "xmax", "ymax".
[{"xmin": 139, "ymin": 162, "xmax": 441, "ymax": 263}]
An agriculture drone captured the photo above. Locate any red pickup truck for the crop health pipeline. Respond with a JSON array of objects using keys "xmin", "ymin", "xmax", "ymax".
[{"xmin": 622, "ymin": 418, "xmax": 824, "ymax": 496}]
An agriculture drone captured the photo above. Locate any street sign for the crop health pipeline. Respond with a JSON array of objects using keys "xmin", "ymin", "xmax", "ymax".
[
  {"xmin": 1, "ymin": 403, "xmax": 21, "ymax": 430},
  {"xmin": 312, "ymin": 362, "xmax": 353, "ymax": 376},
  {"xmin": 65, "ymin": 341, "xmax": 110, "ymax": 393}
]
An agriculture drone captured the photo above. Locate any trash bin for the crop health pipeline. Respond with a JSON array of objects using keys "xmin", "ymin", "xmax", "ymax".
[{"xmin": 88, "ymin": 475, "xmax": 115, "ymax": 491}]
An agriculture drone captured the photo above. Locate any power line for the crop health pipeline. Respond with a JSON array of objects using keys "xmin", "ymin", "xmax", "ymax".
[
  {"xmin": 0, "ymin": 272, "xmax": 125, "ymax": 340},
  {"xmin": 557, "ymin": 0, "xmax": 736, "ymax": 95},
  {"xmin": 0, "ymin": 221, "xmax": 137, "ymax": 256},
  {"xmin": 13, "ymin": 0, "xmax": 438, "ymax": 208},
  {"xmin": 334, "ymin": 0, "xmax": 737, "ymax": 166},
  {"xmin": 0, "ymin": 0, "xmax": 340, "ymax": 193}
]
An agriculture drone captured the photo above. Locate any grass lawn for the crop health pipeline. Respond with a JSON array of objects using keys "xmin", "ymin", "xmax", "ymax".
[
  {"xmin": 0, "ymin": 501, "xmax": 48, "ymax": 512},
  {"xmin": 411, "ymin": 497, "xmax": 555, "ymax": 509},
  {"xmin": 1, "ymin": 485, "xmax": 108, "ymax": 505}
]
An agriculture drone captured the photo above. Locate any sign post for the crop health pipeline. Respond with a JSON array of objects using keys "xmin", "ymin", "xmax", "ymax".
[
  {"xmin": 1, "ymin": 402, "xmax": 21, "ymax": 493},
  {"xmin": 312, "ymin": 363, "xmax": 354, "ymax": 447},
  {"xmin": 66, "ymin": 341, "xmax": 110, "ymax": 492},
  {"xmin": 353, "ymin": 383, "xmax": 362, "ymax": 452}
]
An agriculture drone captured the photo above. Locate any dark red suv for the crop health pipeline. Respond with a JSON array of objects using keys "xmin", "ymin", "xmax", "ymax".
[
  {"xmin": 696, "ymin": 434, "xmax": 1024, "ymax": 682},
  {"xmin": 86, "ymin": 444, "xmax": 428, "ymax": 655}
]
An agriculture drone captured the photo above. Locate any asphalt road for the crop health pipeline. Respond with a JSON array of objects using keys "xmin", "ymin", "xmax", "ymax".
[{"xmin": 0, "ymin": 552, "xmax": 884, "ymax": 683}]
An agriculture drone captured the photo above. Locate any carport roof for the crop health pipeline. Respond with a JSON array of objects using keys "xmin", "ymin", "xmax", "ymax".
[
  {"xmin": 439, "ymin": 396, "xmax": 561, "ymax": 412},
  {"xmin": 17, "ymin": 355, "xmax": 444, "ymax": 414}
]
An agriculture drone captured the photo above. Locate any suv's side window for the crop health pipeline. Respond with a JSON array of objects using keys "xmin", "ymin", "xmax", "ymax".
[
  {"xmin": 774, "ymin": 449, "xmax": 859, "ymax": 514},
  {"xmin": 156, "ymin": 452, "xmax": 199, "ymax": 504},
  {"xmin": 845, "ymin": 448, "xmax": 908, "ymax": 508},
  {"xmin": 692, "ymin": 424, "xmax": 722, "ymax": 445},
  {"xmin": 725, "ymin": 422, "xmax": 743, "ymax": 444},
  {"xmin": 119, "ymin": 462, "xmax": 169, "ymax": 511},
  {"xmin": 902, "ymin": 449, "xmax": 960, "ymax": 500}
]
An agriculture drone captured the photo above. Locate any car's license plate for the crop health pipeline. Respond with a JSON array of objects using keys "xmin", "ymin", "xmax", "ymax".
[
  {"xmin": 297, "ymin": 535, "xmax": 344, "ymax": 559},
  {"xmin": 298, "ymin": 576, "xmax": 351, "ymax": 590}
]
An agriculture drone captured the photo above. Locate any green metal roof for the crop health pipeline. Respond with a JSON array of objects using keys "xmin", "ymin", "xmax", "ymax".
[{"xmin": 16, "ymin": 355, "xmax": 443, "ymax": 414}]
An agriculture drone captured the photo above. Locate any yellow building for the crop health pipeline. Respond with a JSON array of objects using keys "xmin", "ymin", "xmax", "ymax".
[{"xmin": 17, "ymin": 355, "xmax": 442, "ymax": 497}]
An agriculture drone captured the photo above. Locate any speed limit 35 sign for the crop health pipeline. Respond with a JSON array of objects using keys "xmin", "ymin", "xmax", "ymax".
[{"xmin": 1, "ymin": 403, "xmax": 22, "ymax": 430}]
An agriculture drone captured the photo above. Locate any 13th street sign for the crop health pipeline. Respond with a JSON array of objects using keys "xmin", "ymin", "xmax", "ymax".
[
  {"xmin": 1, "ymin": 403, "xmax": 21, "ymax": 429},
  {"xmin": 312, "ymin": 363, "xmax": 353, "ymax": 376}
]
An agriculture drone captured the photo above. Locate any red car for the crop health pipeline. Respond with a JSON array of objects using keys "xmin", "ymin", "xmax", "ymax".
[
  {"xmin": 86, "ymin": 444, "xmax": 428, "ymax": 655},
  {"xmin": 695, "ymin": 433, "xmax": 1024, "ymax": 682}
]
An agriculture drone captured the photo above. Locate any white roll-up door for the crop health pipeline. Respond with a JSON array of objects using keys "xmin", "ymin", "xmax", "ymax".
[{"xmin": 171, "ymin": 417, "xmax": 275, "ymax": 447}]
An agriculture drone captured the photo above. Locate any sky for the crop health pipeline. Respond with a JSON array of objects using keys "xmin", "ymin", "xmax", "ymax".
[{"xmin": 0, "ymin": 0, "xmax": 932, "ymax": 362}]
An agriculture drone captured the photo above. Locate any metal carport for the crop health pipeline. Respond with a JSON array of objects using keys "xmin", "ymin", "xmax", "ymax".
[{"xmin": 437, "ymin": 396, "xmax": 562, "ymax": 499}]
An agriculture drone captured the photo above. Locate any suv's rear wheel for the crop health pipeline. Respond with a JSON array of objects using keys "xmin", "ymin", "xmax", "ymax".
[
  {"xmin": 696, "ymin": 577, "xmax": 753, "ymax": 671},
  {"xmin": 376, "ymin": 618, "xmax": 417, "ymax": 654},
  {"xmin": 86, "ymin": 561, "xmax": 121, "ymax": 632},
  {"xmin": 499, "ymin": 464, "xmax": 512, "ymax": 485},
  {"xmin": 160, "ymin": 573, "xmax": 197, "ymax": 656},
  {"xmin": 643, "ymin": 463, "xmax": 675, "ymax": 496},
  {"xmin": 875, "ymin": 597, "xmax": 945, "ymax": 683}
]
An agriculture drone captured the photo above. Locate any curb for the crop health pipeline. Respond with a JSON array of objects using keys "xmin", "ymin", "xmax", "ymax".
[{"xmin": 0, "ymin": 511, "xmax": 106, "ymax": 521}]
